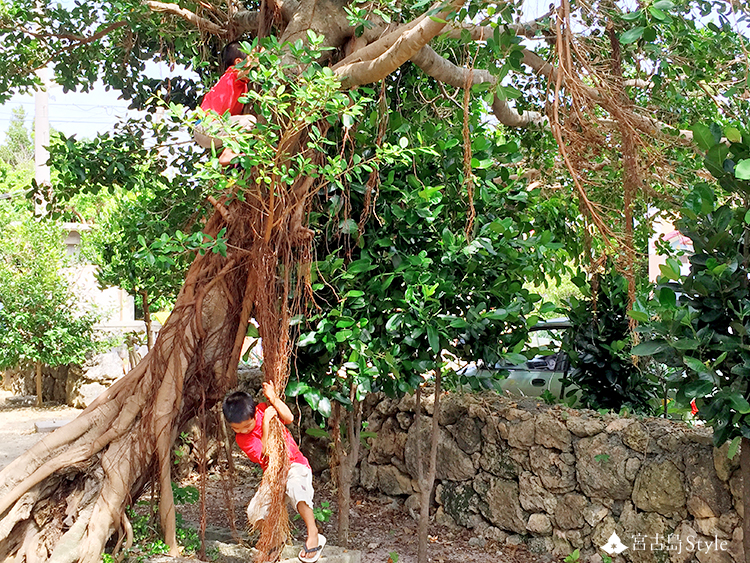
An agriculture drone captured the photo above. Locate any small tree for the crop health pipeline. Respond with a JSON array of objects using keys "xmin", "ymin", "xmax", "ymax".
[
  {"xmin": 561, "ymin": 268, "xmax": 659, "ymax": 412},
  {"xmin": 0, "ymin": 106, "xmax": 33, "ymax": 167},
  {"xmin": 51, "ymin": 120, "xmax": 207, "ymax": 349},
  {"xmin": 0, "ymin": 216, "xmax": 98, "ymax": 406},
  {"xmin": 91, "ymin": 191, "xmax": 196, "ymax": 348}
]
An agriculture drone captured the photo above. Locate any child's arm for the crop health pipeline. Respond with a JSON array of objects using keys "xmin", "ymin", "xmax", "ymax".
[{"xmin": 262, "ymin": 381, "xmax": 294, "ymax": 424}]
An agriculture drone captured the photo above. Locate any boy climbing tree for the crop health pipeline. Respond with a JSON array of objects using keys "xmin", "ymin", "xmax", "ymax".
[{"xmin": 194, "ymin": 41, "xmax": 258, "ymax": 166}]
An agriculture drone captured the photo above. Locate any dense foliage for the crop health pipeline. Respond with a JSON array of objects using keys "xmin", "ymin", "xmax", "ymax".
[
  {"xmin": 561, "ymin": 269, "xmax": 658, "ymax": 412},
  {"xmin": 635, "ymin": 123, "xmax": 750, "ymax": 448}
]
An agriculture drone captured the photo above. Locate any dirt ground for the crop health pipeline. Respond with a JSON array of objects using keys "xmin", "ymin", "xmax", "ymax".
[
  {"xmin": 0, "ymin": 390, "xmax": 559, "ymax": 563},
  {"xmin": 0, "ymin": 390, "xmax": 82, "ymax": 470},
  {"xmin": 176, "ymin": 446, "xmax": 560, "ymax": 563}
]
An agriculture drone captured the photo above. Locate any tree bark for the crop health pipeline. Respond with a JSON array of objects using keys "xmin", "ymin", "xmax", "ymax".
[
  {"xmin": 35, "ymin": 360, "xmax": 42, "ymax": 408},
  {"xmin": 417, "ymin": 365, "xmax": 441, "ymax": 563},
  {"xmin": 332, "ymin": 384, "xmax": 362, "ymax": 547},
  {"xmin": 742, "ymin": 437, "xmax": 750, "ymax": 563},
  {"xmin": 142, "ymin": 290, "xmax": 154, "ymax": 350}
]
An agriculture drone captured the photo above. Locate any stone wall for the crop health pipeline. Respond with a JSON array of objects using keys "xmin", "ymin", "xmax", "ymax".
[
  {"xmin": 1, "ymin": 350, "xmax": 129, "ymax": 407},
  {"xmin": 358, "ymin": 392, "xmax": 742, "ymax": 563}
]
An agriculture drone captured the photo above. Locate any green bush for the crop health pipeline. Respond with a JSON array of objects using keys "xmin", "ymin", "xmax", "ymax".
[{"xmin": 561, "ymin": 270, "xmax": 658, "ymax": 412}]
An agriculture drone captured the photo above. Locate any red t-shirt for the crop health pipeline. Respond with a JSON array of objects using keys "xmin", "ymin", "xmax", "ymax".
[
  {"xmin": 200, "ymin": 68, "xmax": 247, "ymax": 116},
  {"xmin": 234, "ymin": 403, "xmax": 310, "ymax": 471}
]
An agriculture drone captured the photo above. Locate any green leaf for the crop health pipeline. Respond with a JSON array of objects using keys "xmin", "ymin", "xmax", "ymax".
[
  {"xmin": 298, "ymin": 332, "xmax": 317, "ymax": 346},
  {"xmin": 672, "ymin": 338, "xmax": 700, "ymax": 351},
  {"xmin": 725, "ymin": 127, "xmax": 743, "ymax": 143},
  {"xmin": 339, "ymin": 218, "xmax": 358, "ymax": 234},
  {"xmin": 426, "ymin": 325, "xmax": 440, "ymax": 355},
  {"xmin": 647, "ymin": 6, "xmax": 669, "ymax": 21},
  {"xmin": 305, "ymin": 427, "xmax": 330, "ymax": 438},
  {"xmin": 385, "ymin": 313, "xmax": 402, "ymax": 332},
  {"xmin": 627, "ymin": 310, "xmax": 649, "ymax": 322},
  {"xmin": 682, "ymin": 379, "xmax": 714, "ymax": 399},
  {"xmin": 652, "ymin": 0, "xmax": 674, "ymax": 9},
  {"xmin": 631, "ymin": 340, "xmax": 669, "ymax": 356},
  {"xmin": 726, "ymin": 392, "xmax": 750, "ymax": 414},
  {"xmin": 504, "ymin": 353, "xmax": 528, "ymax": 366},
  {"xmin": 620, "ymin": 10, "xmax": 643, "ymax": 21},
  {"xmin": 658, "ymin": 286, "xmax": 676, "ymax": 308},
  {"xmin": 728, "ymin": 436, "xmax": 741, "ymax": 460},
  {"xmin": 705, "ymin": 143, "xmax": 730, "ymax": 178},
  {"xmin": 348, "ymin": 258, "xmax": 373, "ymax": 273},
  {"xmin": 658, "ymin": 261, "xmax": 680, "ymax": 281},
  {"xmin": 735, "ymin": 159, "xmax": 750, "ymax": 180},
  {"xmin": 684, "ymin": 356, "xmax": 710, "ymax": 375},
  {"xmin": 620, "ymin": 26, "xmax": 645, "ymax": 44},
  {"xmin": 286, "ymin": 380, "xmax": 310, "ymax": 397},
  {"xmin": 691, "ymin": 123, "xmax": 716, "ymax": 151},
  {"xmin": 246, "ymin": 324, "xmax": 260, "ymax": 338},
  {"xmin": 345, "ymin": 290, "xmax": 365, "ymax": 298}
]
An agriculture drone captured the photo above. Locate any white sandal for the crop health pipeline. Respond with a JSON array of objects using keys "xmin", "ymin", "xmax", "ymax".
[{"xmin": 298, "ymin": 534, "xmax": 326, "ymax": 563}]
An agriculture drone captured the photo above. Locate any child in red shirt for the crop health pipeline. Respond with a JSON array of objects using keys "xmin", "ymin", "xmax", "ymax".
[
  {"xmin": 194, "ymin": 41, "xmax": 257, "ymax": 166},
  {"xmin": 222, "ymin": 383, "xmax": 326, "ymax": 563}
]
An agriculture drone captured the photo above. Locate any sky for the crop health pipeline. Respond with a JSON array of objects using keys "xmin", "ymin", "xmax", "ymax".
[
  {"xmin": 0, "ymin": 87, "xmax": 134, "ymax": 142},
  {"xmin": 0, "ymin": 62, "xmax": 191, "ymax": 144}
]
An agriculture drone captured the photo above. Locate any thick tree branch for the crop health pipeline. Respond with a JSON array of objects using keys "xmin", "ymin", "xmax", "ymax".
[
  {"xmin": 443, "ymin": 11, "xmax": 554, "ymax": 41},
  {"xmin": 410, "ymin": 46, "xmax": 545, "ymax": 128},
  {"xmin": 145, "ymin": 1, "xmax": 225, "ymax": 35},
  {"xmin": 624, "ymin": 78, "xmax": 652, "ymax": 89},
  {"xmin": 334, "ymin": 0, "xmax": 466, "ymax": 88},
  {"xmin": 333, "ymin": 17, "xmax": 425, "ymax": 70},
  {"xmin": 228, "ymin": 10, "xmax": 260, "ymax": 37}
]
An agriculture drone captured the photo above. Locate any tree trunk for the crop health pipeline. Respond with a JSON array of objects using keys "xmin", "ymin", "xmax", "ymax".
[
  {"xmin": 742, "ymin": 437, "xmax": 750, "ymax": 563},
  {"xmin": 417, "ymin": 365, "xmax": 442, "ymax": 563},
  {"xmin": 142, "ymin": 290, "xmax": 154, "ymax": 350},
  {"xmin": 35, "ymin": 360, "xmax": 42, "ymax": 408},
  {"xmin": 0, "ymin": 207, "xmax": 261, "ymax": 563},
  {"xmin": 332, "ymin": 384, "xmax": 362, "ymax": 547}
]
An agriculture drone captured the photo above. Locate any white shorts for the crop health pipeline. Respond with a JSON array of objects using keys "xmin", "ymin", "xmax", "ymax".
[
  {"xmin": 246, "ymin": 463, "xmax": 314, "ymax": 523},
  {"xmin": 194, "ymin": 114, "xmax": 256, "ymax": 150}
]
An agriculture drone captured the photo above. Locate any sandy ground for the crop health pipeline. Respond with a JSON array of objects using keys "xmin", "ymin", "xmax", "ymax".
[{"xmin": 0, "ymin": 389, "xmax": 83, "ymax": 470}]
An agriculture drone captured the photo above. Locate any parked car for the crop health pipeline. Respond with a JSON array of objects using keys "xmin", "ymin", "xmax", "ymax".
[{"xmin": 457, "ymin": 318, "xmax": 579, "ymax": 403}]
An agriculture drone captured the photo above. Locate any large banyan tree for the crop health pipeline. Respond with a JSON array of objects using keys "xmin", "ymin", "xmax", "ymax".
[{"xmin": 0, "ymin": 0, "xmax": 748, "ymax": 561}]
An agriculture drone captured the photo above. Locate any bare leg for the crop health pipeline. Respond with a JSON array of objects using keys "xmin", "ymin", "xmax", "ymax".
[
  {"xmin": 296, "ymin": 501, "xmax": 319, "ymax": 550},
  {"xmin": 219, "ymin": 147, "xmax": 239, "ymax": 166}
]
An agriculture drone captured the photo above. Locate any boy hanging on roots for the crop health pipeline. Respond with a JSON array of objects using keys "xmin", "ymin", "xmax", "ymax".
[{"xmin": 223, "ymin": 383, "xmax": 326, "ymax": 563}]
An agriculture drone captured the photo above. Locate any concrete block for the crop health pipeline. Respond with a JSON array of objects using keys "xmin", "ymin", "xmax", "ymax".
[{"xmin": 34, "ymin": 420, "xmax": 72, "ymax": 433}]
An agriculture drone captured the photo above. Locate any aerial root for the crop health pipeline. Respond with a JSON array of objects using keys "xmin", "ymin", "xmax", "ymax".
[{"xmin": 111, "ymin": 511, "xmax": 133, "ymax": 563}]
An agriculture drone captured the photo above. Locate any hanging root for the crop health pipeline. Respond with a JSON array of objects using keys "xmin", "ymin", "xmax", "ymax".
[{"xmin": 252, "ymin": 420, "xmax": 291, "ymax": 563}]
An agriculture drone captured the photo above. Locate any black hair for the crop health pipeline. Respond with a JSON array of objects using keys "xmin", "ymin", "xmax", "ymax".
[
  {"xmin": 221, "ymin": 41, "xmax": 245, "ymax": 72},
  {"xmin": 222, "ymin": 391, "xmax": 256, "ymax": 423}
]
